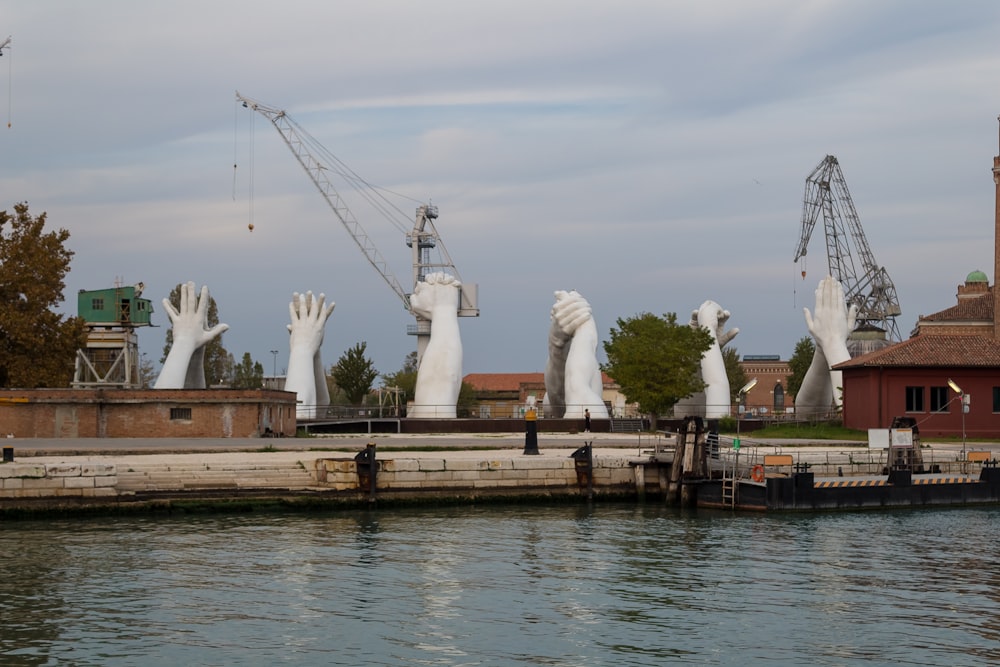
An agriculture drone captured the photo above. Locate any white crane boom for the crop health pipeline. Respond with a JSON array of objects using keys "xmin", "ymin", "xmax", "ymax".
[
  {"xmin": 236, "ymin": 92, "xmax": 479, "ymax": 327},
  {"xmin": 237, "ymin": 92, "xmax": 413, "ymax": 310}
]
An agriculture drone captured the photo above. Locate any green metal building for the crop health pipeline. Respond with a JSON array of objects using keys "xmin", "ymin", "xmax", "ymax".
[{"xmin": 73, "ymin": 284, "xmax": 154, "ymax": 388}]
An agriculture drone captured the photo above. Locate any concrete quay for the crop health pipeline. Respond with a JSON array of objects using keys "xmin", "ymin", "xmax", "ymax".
[{"xmin": 0, "ymin": 432, "xmax": 990, "ymax": 515}]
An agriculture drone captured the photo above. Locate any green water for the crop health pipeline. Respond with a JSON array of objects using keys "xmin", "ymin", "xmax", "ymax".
[{"xmin": 1, "ymin": 503, "xmax": 997, "ymax": 666}]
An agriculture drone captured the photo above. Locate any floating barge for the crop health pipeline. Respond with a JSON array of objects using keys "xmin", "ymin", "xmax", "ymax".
[
  {"xmin": 693, "ymin": 466, "xmax": 1000, "ymax": 511},
  {"xmin": 643, "ymin": 418, "xmax": 1000, "ymax": 511}
]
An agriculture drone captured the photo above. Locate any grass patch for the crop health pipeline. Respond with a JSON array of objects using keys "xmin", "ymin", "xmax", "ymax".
[{"xmin": 742, "ymin": 422, "xmax": 868, "ymax": 441}]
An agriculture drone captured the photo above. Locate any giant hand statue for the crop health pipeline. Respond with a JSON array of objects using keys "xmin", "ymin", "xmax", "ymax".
[
  {"xmin": 696, "ymin": 300, "xmax": 738, "ymax": 418},
  {"xmin": 674, "ymin": 300, "xmax": 738, "ymax": 418},
  {"xmin": 543, "ymin": 290, "xmax": 609, "ymax": 419},
  {"xmin": 409, "ymin": 272, "xmax": 463, "ymax": 418},
  {"xmin": 283, "ymin": 291, "xmax": 335, "ymax": 419},
  {"xmin": 154, "ymin": 282, "xmax": 229, "ymax": 389},
  {"xmin": 795, "ymin": 276, "xmax": 857, "ymax": 416}
]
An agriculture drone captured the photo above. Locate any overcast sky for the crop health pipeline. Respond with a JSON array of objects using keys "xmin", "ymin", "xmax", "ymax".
[{"xmin": 3, "ymin": 1, "xmax": 1000, "ymax": 381}]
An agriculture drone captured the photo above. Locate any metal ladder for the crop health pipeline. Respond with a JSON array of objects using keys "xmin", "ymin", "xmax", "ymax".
[{"xmin": 721, "ymin": 455, "xmax": 737, "ymax": 508}]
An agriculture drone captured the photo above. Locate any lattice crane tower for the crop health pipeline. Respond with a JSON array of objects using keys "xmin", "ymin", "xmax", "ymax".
[{"xmin": 794, "ymin": 155, "xmax": 903, "ymax": 343}]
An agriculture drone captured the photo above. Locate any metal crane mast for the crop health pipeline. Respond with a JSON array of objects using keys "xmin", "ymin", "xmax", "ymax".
[
  {"xmin": 236, "ymin": 92, "xmax": 478, "ymax": 348},
  {"xmin": 793, "ymin": 155, "xmax": 902, "ymax": 342}
]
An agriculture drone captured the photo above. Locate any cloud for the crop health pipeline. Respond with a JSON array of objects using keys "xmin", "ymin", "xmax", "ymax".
[{"xmin": 3, "ymin": 0, "xmax": 1000, "ymax": 380}]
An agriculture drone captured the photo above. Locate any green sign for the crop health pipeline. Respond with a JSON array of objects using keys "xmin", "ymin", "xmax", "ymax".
[{"xmin": 733, "ymin": 438, "xmax": 741, "ymax": 450}]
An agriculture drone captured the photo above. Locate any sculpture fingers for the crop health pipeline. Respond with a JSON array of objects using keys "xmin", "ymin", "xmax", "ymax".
[
  {"xmin": 161, "ymin": 297, "xmax": 180, "ymax": 321},
  {"xmin": 803, "ymin": 307, "xmax": 816, "ymax": 335},
  {"xmin": 719, "ymin": 326, "xmax": 739, "ymax": 348},
  {"xmin": 206, "ymin": 323, "xmax": 229, "ymax": 338}
]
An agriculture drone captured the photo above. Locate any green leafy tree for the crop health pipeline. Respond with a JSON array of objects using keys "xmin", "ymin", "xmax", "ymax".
[
  {"xmin": 231, "ymin": 352, "xmax": 264, "ymax": 389},
  {"xmin": 381, "ymin": 351, "xmax": 418, "ymax": 404},
  {"xmin": 786, "ymin": 336, "xmax": 815, "ymax": 400},
  {"xmin": 602, "ymin": 312, "xmax": 714, "ymax": 426},
  {"xmin": 0, "ymin": 203, "xmax": 87, "ymax": 388},
  {"xmin": 332, "ymin": 342, "xmax": 379, "ymax": 405},
  {"xmin": 160, "ymin": 283, "xmax": 230, "ymax": 386},
  {"xmin": 724, "ymin": 347, "xmax": 748, "ymax": 402},
  {"xmin": 457, "ymin": 380, "xmax": 479, "ymax": 418}
]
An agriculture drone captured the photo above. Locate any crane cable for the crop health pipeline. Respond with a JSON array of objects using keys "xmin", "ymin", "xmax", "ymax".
[
  {"xmin": 232, "ymin": 97, "xmax": 239, "ymax": 200},
  {"xmin": 232, "ymin": 96, "xmax": 256, "ymax": 231},
  {"xmin": 3, "ymin": 36, "xmax": 11, "ymax": 128}
]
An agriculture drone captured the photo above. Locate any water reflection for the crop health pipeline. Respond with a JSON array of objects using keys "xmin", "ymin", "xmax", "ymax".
[{"xmin": 0, "ymin": 506, "xmax": 998, "ymax": 666}]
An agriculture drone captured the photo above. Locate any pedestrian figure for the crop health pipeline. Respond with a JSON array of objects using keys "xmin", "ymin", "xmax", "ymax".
[{"xmin": 584, "ymin": 409, "xmax": 591, "ymax": 432}]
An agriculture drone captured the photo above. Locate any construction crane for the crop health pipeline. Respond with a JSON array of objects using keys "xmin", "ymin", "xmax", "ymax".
[
  {"xmin": 236, "ymin": 92, "xmax": 479, "ymax": 358},
  {"xmin": 794, "ymin": 154, "xmax": 903, "ymax": 343}
]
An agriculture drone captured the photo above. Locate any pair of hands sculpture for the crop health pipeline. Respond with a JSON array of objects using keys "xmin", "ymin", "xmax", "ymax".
[
  {"xmin": 680, "ymin": 277, "xmax": 854, "ymax": 418},
  {"xmin": 796, "ymin": 276, "xmax": 856, "ymax": 416},
  {"xmin": 673, "ymin": 300, "xmax": 739, "ymax": 419},
  {"xmin": 154, "ymin": 281, "xmax": 335, "ymax": 419},
  {"xmin": 155, "ymin": 273, "xmax": 464, "ymax": 420},
  {"xmin": 544, "ymin": 290, "xmax": 608, "ymax": 419}
]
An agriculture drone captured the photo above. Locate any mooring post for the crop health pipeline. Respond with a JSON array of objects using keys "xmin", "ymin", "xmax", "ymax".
[
  {"xmin": 523, "ymin": 403, "xmax": 540, "ymax": 455},
  {"xmin": 570, "ymin": 441, "xmax": 594, "ymax": 499},
  {"xmin": 354, "ymin": 442, "xmax": 377, "ymax": 502},
  {"xmin": 666, "ymin": 420, "xmax": 688, "ymax": 505}
]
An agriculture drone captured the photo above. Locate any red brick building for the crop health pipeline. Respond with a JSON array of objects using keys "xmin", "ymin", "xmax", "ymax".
[
  {"xmin": 0, "ymin": 389, "xmax": 298, "ymax": 438},
  {"xmin": 837, "ymin": 137, "xmax": 1000, "ymax": 437}
]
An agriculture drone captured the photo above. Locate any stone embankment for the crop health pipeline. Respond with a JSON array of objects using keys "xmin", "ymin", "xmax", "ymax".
[
  {"xmin": 1, "ymin": 433, "xmax": 985, "ymax": 515},
  {"xmin": 0, "ymin": 434, "xmax": 653, "ymax": 514}
]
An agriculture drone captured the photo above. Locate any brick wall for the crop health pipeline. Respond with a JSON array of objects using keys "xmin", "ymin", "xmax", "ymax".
[{"xmin": 0, "ymin": 389, "xmax": 298, "ymax": 438}]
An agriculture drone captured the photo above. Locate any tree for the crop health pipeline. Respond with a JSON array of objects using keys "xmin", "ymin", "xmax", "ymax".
[
  {"xmin": 602, "ymin": 312, "xmax": 713, "ymax": 425},
  {"xmin": 786, "ymin": 336, "xmax": 815, "ymax": 400},
  {"xmin": 332, "ymin": 342, "xmax": 379, "ymax": 405},
  {"xmin": 381, "ymin": 351, "xmax": 418, "ymax": 404},
  {"xmin": 231, "ymin": 352, "xmax": 264, "ymax": 389},
  {"xmin": 723, "ymin": 347, "xmax": 748, "ymax": 402},
  {"xmin": 138, "ymin": 353, "xmax": 157, "ymax": 388},
  {"xmin": 0, "ymin": 203, "xmax": 87, "ymax": 388},
  {"xmin": 160, "ymin": 282, "xmax": 230, "ymax": 386},
  {"xmin": 457, "ymin": 380, "xmax": 479, "ymax": 418}
]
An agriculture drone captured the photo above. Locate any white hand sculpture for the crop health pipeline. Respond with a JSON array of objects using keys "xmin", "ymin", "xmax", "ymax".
[
  {"xmin": 284, "ymin": 291, "xmax": 335, "ymax": 419},
  {"xmin": 674, "ymin": 300, "xmax": 738, "ymax": 419},
  {"xmin": 154, "ymin": 282, "xmax": 229, "ymax": 389},
  {"xmin": 543, "ymin": 290, "xmax": 608, "ymax": 419},
  {"xmin": 694, "ymin": 300, "xmax": 738, "ymax": 418},
  {"xmin": 797, "ymin": 276, "xmax": 857, "ymax": 412},
  {"xmin": 409, "ymin": 272, "xmax": 463, "ymax": 418}
]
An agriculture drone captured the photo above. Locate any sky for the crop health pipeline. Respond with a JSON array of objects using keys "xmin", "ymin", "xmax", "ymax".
[{"xmin": 3, "ymin": 1, "xmax": 1000, "ymax": 381}]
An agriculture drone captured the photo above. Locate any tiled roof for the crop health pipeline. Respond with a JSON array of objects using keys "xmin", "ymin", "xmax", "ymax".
[
  {"xmin": 463, "ymin": 373, "xmax": 544, "ymax": 391},
  {"xmin": 918, "ymin": 292, "xmax": 993, "ymax": 324},
  {"xmin": 835, "ymin": 334, "xmax": 1000, "ymax": 368},
  {"xmin": 463, "ymin": 372, "xmax": 617, "ymax": 391}
]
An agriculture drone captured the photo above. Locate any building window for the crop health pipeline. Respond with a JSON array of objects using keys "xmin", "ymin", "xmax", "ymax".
[
  {"xmin": 91, "ymin": 297, "xmax": 105, "ymax": 311},
  {"xmin": 929, "ymin": 386, "xmax": 950, "ymax": 413},
  {"xmin": 905, "ymin": 386, "xmax": 924, "ymax": 413},
  {"xmin": 993, "ymin": 387, "xmax": 1000, "ymax": 413},
  {"xmin": 170, "ymin": 407, "xmax": 192, "ymax": 420}
]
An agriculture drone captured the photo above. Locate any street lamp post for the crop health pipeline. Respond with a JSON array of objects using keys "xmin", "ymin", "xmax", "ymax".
[
  {"xmin": 947, "ymin": 379, "xmax": 968, "ymax": 467},
  {"xmin": 270, "ymin": 350, "xmax": 279, "ymax": 382},
  {"xmin": 736, "ymin": 377, "xmax": 758, "ymax": 446}
]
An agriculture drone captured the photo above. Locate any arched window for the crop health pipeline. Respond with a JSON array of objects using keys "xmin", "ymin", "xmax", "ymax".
[{"xmin": 773, "ymin": 383, "xmax": 785, "ymax": 413}]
